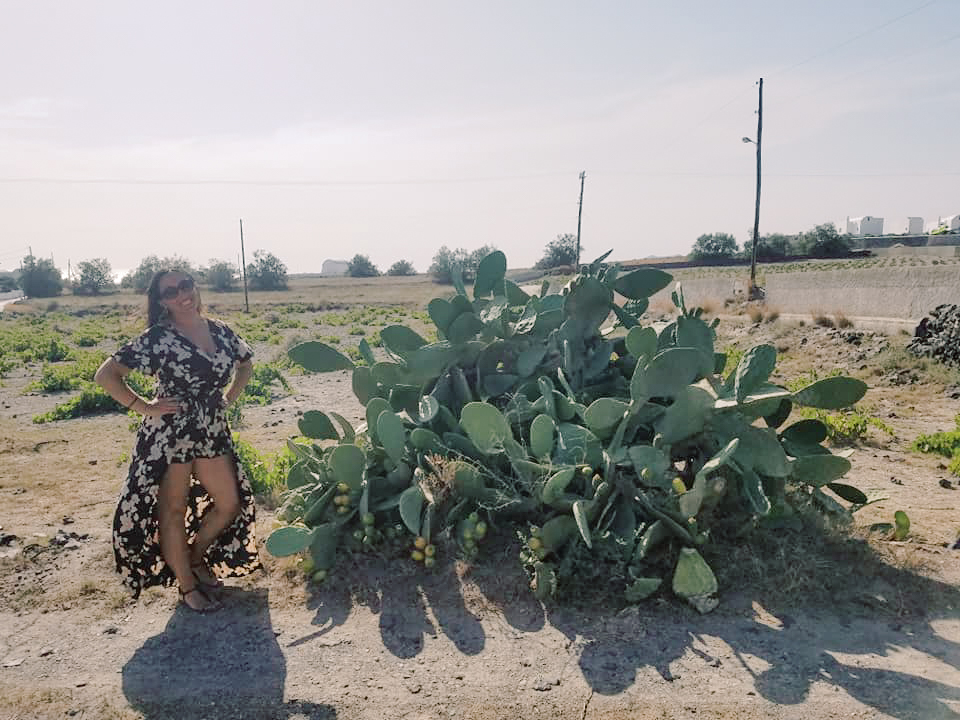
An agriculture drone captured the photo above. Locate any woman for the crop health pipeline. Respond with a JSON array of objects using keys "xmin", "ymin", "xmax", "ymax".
[{"xmin": 95, "ymin": 270, "xmax": 260, "ymax": 612}]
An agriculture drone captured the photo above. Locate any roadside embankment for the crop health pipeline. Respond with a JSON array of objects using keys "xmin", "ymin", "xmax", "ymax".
[{"xmin": 650, "ymin": 266, "xmax": 959, "ymax": 320}]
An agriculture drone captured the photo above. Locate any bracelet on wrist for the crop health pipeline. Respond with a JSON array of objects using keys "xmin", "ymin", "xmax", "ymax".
[{"xmin": 126, "ymin": 395, "xmax": 140, "ymax": 411}]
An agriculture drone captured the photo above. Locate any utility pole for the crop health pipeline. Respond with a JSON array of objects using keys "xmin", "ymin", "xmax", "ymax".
[
  {"xmin": 749, "ymin": 78, "xmax": 763, "ymax": 298},
  {"xmin": 239, "ymin": 219, "xmax": 249, "ymax": 313},
  {"xmin": 575, "ymin": 171, "xmax": 586, "ymax": 271}
]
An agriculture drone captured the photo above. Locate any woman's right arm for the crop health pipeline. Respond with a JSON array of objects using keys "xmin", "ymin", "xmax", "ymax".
[{"xmin": 94, "ymin": 358, "xmax": 179, "ymax": 417}]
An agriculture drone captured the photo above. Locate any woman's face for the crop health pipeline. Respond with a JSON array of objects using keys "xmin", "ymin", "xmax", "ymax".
[{"xmin": 157, "ymin": 272, "xmax": 197, "ymax": 317}]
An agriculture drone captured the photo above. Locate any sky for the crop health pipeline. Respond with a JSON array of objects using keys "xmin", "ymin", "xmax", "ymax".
[{"xmin": 1, "ymin": 0, "xmax": 958, "ymax": 276}]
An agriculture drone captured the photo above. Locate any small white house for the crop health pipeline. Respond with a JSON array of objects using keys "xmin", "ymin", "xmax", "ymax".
[
  {"xmin": 905, "ymin": 217, "xmax": 924, "ymax": 234},
  {"xmin": 846, "ymin": 216, "xmax": 884, "ymax": 236},
  {"xmin": 321, "ymin": 259, "xmax": 349, "ymax": 276}
]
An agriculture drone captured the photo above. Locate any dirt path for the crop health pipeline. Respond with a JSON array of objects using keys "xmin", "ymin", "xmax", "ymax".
[{"xmin": 2, "ymin": 317, "xmax": 960, "ymax": 719}]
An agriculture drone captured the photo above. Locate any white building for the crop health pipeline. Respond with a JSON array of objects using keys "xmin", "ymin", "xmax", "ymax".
[
  {"xmin": 904, "ymin": 217, "xmax": 924, "ymax": 234},
  {"xmin": 320, "ymin": 259, "xmax": 349, "ymax": 276},
  {"xmin": 846, "ymin": 216, "xmax": 884, "ymax": 236}
]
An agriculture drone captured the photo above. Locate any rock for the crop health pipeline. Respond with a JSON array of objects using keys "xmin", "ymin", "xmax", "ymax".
[
  {"xmin": 940, "ymin": 479, "xmax": 955, "ymax": 489},
  {"xmin": 908, "ymin": 304, "xmax": 960, "ymax": 367},
  {"xmin": 532, "ymin": 678, "xmax": 557, "ymax": 691}
]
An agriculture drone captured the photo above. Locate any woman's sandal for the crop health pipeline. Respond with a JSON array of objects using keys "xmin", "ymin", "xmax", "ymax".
[
  {"xmin": 190, "ymin": 558, "xmax": 224, "ymax": 592},
  {"xmin": 179, "ymin": 585, "xmax": 223, "ymax": 614}
]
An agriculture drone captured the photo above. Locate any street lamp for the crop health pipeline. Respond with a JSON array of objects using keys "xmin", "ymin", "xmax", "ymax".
[{"xmin": 744, "ymin": 78, "xmax": 763, "ymax": 299}]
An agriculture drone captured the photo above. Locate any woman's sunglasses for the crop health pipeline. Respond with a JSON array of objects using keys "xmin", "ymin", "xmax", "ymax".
[{"xmin": 158, "ymin": 277, "xmax": 195, "ymax": 300}]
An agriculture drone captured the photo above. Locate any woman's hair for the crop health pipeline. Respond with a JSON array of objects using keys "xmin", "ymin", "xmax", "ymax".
[{"xmin": 146, "ymin": 270, "xmax": 202, "ymax": 327}]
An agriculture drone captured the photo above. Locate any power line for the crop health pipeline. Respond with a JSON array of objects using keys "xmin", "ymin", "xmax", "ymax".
[
  {"xmin": 655, "ymin": 1, "xmax": 942, "ymax": 154},
  {"xmin": 1, "ymin": 170, "xmax": 956, "ymax": 190},
  {"xmin": 767, "ymin": 0, "xmax": 941, "ymax": 79},
  {"xmin": 775, "ymin": 30, "xmax": 960, "ymax": 109},
  {"xmin": 0, "ymin": 171, "xmax": 571, "ymax": 188}
]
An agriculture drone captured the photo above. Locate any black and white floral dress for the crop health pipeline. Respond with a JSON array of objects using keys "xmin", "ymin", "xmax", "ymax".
[{"xmin": 112, "ymin": 317, "xmax": 261, "ymax": 597}]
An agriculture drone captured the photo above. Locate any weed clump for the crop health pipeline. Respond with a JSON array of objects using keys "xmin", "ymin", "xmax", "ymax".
[{"xmin": 912, "ymin": 414, "xmax": 960, "ymax": 476}]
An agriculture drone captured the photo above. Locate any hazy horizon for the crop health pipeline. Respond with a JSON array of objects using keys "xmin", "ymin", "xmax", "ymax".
[{"xmin": 2, "ymin": 1, "xmax": 958, "ymax": 276}]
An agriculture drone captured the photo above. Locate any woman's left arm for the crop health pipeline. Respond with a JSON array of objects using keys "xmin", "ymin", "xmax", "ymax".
[{"xmin": 224, "ymin": 359, "xmax": 254, "ymax": 406}]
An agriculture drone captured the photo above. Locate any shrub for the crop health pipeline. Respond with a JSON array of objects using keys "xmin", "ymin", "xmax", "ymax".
[
  {"xmin": 246, "ymin": 250, "xmax": 288, "ymax": 291},
  {"xmin": 122, "ymin": 255, "xmax": 195, "ymax": 293},
  {"xmin": 19, "ymin": 255, "xmax": 62, "ymax": 298},
  {"xmin": 205, "ymin": 260, "xmax": 238, "ymax": 292},
  {"xmin": 535, "ymin": 234, "xmax": 578, "ymax": 270},
  {"xmin": 32, "ymin": 371, "xmax": 154, "ymax": 423},
  {"xmin": 347, "ymin": 254, "xmax": 380, "ymax": 278},
  {"xmin": 386, "ymin": 260, "xmax": 416, "ymax": 276},
  {"xmin": 689, "ymin": 233, "xmax": 739, "ymax": 262},
  {"xmin": 912, "ymin": 415, "xmax": 960, "ymax": 477},
  {"xmin": 240, "ymin": 363, "xmax": 291, "ymax": 405},
  {"xmin": 428, "ymin": 245, "xmax": 497, "ymax": 284},
  {"xmin": 73, "ymin": 258, "xmax": 113, "ymax": 295}
]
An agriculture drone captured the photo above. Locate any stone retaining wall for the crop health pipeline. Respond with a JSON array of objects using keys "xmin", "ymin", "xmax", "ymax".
[{"xmin": 648, "ymin": 266, "xmax": 959, "ymax": 320}]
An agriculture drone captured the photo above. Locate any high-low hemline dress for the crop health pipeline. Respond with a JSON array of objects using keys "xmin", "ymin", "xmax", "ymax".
[{"xmin": 111, "ymin": 317, "xmax": 261, "ymax": 598}]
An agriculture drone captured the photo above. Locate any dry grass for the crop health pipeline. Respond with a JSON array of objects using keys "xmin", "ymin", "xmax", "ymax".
[
  {"xmin": 647, "ymin": 297, "xmax": 676, "ymax": 318},
  {"xmin": 697, "ymin": 298, "xmax": 718, "ymax": 315},
  {"xmin": 833, "ymin": 310, "xmax": 854, "ymax": 328},
  {"xmin": 711, "ymin": 510, "xmax": 955, "ymax": 616},
  {"xmin": 744, "ymin": 303, "xmax": 780, "ymax": 324},
  {"xmin": 811, "ymin": 310, "xmax": 834, "ymax": 327}
]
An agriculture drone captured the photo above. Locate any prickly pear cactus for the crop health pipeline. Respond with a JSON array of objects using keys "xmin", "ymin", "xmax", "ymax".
[{"xmin": 266, "ymin": 250, "xmax": 869, "ymax": 610}]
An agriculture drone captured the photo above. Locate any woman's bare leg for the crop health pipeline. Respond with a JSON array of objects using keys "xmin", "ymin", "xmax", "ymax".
[
  {"xmin": 189, "ymin": 454, "xmax": 241, "ymax": 580},
  {"xmin": 158, "ymin": 462, "xmax": 218, "ymax": 610}
]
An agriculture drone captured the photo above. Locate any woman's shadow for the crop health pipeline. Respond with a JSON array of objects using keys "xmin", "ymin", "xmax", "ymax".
[{"xmin": 122, "ymin": 588, "xmax": 336, "ymax": 720}]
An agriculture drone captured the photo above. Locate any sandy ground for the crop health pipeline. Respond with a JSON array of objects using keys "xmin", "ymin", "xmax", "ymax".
[{"xmin": 1, "ymin": 314, "xmax": 960, "ymax": 719}]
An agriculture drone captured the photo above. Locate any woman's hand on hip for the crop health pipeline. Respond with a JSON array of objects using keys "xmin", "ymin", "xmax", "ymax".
[{"xmin": 142, "ymin": 396, "xmax": 181, "ymax": 417}]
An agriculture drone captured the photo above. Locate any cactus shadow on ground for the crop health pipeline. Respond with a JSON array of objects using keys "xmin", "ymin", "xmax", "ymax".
[
  {"xmin": 539, "ymin": 544, "xmax": 960, "ymax": 720},
  {"xmin": 301, "ymin": 554, "xmax": 486, "ymax": 659}
]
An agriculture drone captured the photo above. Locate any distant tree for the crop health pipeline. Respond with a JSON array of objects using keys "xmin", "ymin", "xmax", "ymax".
[
  {"xmin": 347, "ymin": 254, "xmax": 380, "ymax": 278},
  {"xmin": 535, "ymin": 234, "xmax": 578, "ymax": 269},
  {"xmin": 742, "ymin": 232, "xmax": 792, "ymax": 261},
  {"xmin": 428, "ymin": 245, "xmax": 498, "ymax": 284},
  {"xmin": 246, "ymin": 250, "xmax": 288, "ymax": 290},
  {"xmin": 797, "ymin": 223, "xmax": 850, "ymax": 258},
  {"xmin": 386, "ymin": 260, "xmax": 417, "ymax": 276},
  {"xmin": 205, "ymin": 260, "xmax": 237, "ymax": 292},
  {"xmin": 468, "ymin": 245, "xmax": 498, "ymax": 272},
  {"xmin": 429, "ymin": 246, "xmax": 469, "ymax": 284},
  {"xmin": 0, "ymin": 274, "xmax": 17, "ymax": 293},
  {"xmin": 122, "ymin": 255, "xmax": 195, "ymax": 293},
  {"xmin": 19, "ymin": 255, "xmax": 63, "ymax": 298},
  {"xmin": 690, "ymin": 233, "xmax": 739, "ymax": 261},
  {"xmin": 74, "ymin": 258, "xmax": 113, "ymax": 295}
]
